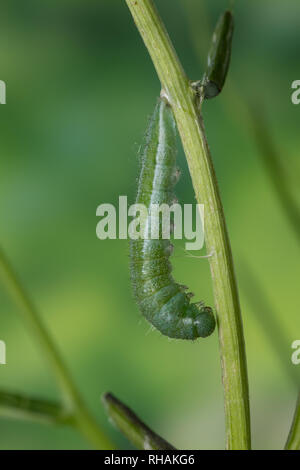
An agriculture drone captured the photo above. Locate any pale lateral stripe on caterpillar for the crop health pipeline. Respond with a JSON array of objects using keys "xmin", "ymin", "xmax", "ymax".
[{"xmin": 130, "ymin": 98, "xmax": 216, "ymax": 340}]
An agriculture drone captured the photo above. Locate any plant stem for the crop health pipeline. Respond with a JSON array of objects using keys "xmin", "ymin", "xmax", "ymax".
[
  {"xmin": 0, "ymin": 389, "xmax": 74, "ymax": 426},
  {"xmin": 285, "ymin": 392, "xmax": 300, "ymax": 450},
  {"xmin": 103, "ymin": 393, "xmax": 176, "ymax": 450},
  {"xmin": 125, "ymin": 0, "xmax": 250, "ymax": 449},
  {"xmin": 0, "ymin": 247, "xmax": 115, "ymax": 449}
]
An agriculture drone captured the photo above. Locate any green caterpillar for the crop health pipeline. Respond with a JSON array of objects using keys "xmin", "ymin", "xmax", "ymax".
[
  {"xmin": 202, "ymin": 10, "xmax": 234, "ymax": 99},
  {"xmin": 130, "ymin": 98, "xmax": 216, "ymax": 340}
]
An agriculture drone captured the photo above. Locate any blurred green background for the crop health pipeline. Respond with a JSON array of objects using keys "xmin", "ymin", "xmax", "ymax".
[{"xmin": 0, "ymin": 0, "xmax": 299, "ymax": 450}]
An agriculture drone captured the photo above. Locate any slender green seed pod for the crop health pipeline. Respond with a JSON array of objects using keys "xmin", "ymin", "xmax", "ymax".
[
  {"xmin": 130, "ymin": 99, "xmax": 215, "ymax": 340},
  {"xmin": 202, "ymin": 10, "xmax": 234, "ymax": 99}
]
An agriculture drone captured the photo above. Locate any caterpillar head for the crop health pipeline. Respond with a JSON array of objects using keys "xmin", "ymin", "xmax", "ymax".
[{"xmin": 189, "ymin": 304, "xmax": 216, "ymax": 338}]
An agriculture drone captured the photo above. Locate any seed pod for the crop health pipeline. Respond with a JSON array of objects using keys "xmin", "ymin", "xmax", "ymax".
[
  {"xmin": 203, "ymin": 10, "xmax": 234, "ymax": 99},
  {"xmin": 130, "ymin": 99, "xmax": 216, "ymax": 340}
]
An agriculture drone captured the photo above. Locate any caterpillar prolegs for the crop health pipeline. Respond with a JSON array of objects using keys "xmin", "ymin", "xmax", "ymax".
[{"xmin": 130, "ymin": 99, "xmax": 216, "ymax": 340}]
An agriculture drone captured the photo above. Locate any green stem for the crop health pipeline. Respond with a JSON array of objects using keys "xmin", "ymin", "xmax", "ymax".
[
  {"xmin": 0, "ymin": 247, "xmax": 115, "ymax": 449},
  {"xmin": 125, "ymin": 0, "xmax": 250, "ymax": 449},
  {"xmin": 103, "ymin": 393, "xmax": 175, "ymax": 450},
  {"xmin": 0, "ymin": 389, "xmax": 73, "ymax": 426},
  {"xmin": 285, "ymin": 392, "xmax": 300, "ymax": 450}
]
